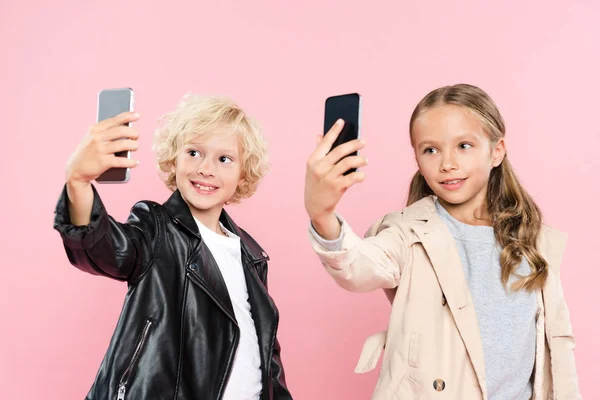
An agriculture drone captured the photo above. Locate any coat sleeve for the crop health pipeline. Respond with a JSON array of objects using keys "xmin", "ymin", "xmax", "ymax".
[
  {"xmin": 308, "ymin": 213, "xmax": 410, "ymax": 292},
  {"xmin": 548, "ymin": 271, "xmax": 581, "ymax": 399},
  {"xmin": 540, "ymin": 226, "xmax": 581, "ymax": 399},
  {"xmin": 53, "ymin": 184, "xmax": 158, "ymax": 282}
]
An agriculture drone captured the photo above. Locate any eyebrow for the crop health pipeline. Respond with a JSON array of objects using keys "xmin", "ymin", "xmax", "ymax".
[
  {"xmin": 416, "ymin": 133, "xmax": 480, "ymax": 149},
  {"xmin": 184, "ymin": 142, "xmax": 239, "ymax": 156}
]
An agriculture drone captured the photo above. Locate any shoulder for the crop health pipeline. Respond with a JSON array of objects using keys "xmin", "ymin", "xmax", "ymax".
[
  {"xmin": 127, "ymin": 200, "xmax": 165, "ymax": 232},
  {"xmin": 237, "ymin": 226, "xmax": 270, "ymax": 261},
  {"xmin": 366, "ymin": 196, "xmax": 436, "ymax": 236},
  {"xmin": 130, "ymin": 200, "xmax": 164, "ymax": 219},
  {"xmin": 538, "ymin": 224, "xmax": 568, "ymax": 274}
]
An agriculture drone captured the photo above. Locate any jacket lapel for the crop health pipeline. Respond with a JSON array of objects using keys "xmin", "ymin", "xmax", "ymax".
[
  {"xmin": 406, "ymin": 197, "xmax": 487, "ymax": 392},
  {"xmin": 163, "ymin": 190, "xmax": 236, "ymax": 322},
  {"xmin": 162, "ymin": 190, "xmax": 272, "ymax": 325}
]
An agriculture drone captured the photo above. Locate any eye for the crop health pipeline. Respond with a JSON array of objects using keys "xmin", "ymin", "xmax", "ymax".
[
  {"xmin": 219, "ymin": 156, "xmax": 233, "ymax": 164},
  {"xmin": 188, "ymin": 149, "xmax": 200, "ymax": 157},
  {"xmin": 423, "ymin": 147, "xmax": 438, "ymax": 155},
  {"xmin": 459, "ymin": 143, "xmax": 473, "ymax": 150}
]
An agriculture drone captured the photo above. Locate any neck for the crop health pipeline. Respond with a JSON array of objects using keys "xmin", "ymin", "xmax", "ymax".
[
  {"xmin": 191, "ymin": 207, "xmax": 226, "ymax": 236},
  {"xmin": 438, "ymin": 191, "xmax": 492, "ymax": 226}
]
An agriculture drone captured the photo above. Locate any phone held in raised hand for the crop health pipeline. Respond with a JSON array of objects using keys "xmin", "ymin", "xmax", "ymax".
[
  {"xmin": 96, "ymin": 88, "xmax": 135, "ymax": 183},
  {"xmin": 324, "ymin": 93, "xmax": 362, "ymax": 174}
]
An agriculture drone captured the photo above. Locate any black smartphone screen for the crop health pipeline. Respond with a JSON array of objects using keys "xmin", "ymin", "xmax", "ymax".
[
  {"xmin": 324, "ymin": 93, "xmax": 361, "ymax": 174},
  {"xmin": 96, "ymin": 88, "xmax": 134, "ymax": 183}
]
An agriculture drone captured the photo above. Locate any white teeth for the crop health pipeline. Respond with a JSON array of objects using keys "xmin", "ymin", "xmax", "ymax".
[
  {"xmin": 193, "ymin": 183, "xmax": 216, "ymax": 191},
  {"xmin": 444, "ymin": 179, "xmax": 463, "ymax": 184}
]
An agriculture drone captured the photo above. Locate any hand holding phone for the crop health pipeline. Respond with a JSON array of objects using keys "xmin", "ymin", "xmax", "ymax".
[
  {"xmin": 65, "ymin": 111, "xmax": 140, "ymax": 187},
  {"xmin": 303, "ymin": 93, "xmax": 368, "ymax": 239}
]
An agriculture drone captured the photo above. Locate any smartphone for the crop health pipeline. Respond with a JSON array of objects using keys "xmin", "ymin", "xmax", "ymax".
[
  {"xmin": 324, "ymin": 93, "xmax": 362, "ymax": 175},
  {"xmin": 96, "ymin": 88, "xmax": 135, "ymax": 183}
]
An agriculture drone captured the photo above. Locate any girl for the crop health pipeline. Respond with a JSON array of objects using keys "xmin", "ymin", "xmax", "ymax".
[{"xmin": 304, "ymin": 84, "xmax": 580, "ymax": 399}]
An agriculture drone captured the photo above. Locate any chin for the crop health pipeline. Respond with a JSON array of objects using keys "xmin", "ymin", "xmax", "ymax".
[{"xmin": 434, "ymin": 191, "xmax": 470, "ymax": 206}]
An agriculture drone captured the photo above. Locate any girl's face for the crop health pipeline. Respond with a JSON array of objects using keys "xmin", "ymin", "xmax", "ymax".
[{"xmin": 411, "ymin": 104, "xmax": 506, "ymax": 214}]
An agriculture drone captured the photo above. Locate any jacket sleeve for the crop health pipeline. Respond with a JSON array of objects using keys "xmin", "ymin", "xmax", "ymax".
[
  {"xmin": 53, "ymin": 184, "xmax": 158, "ymax": 282},
  {"xmin": 271, "ymin": 336, "xmax": 293, "ymax": 399},
  {"xmin": 307, "ymin": 213, "xmax": 409, "ymax": 292}
]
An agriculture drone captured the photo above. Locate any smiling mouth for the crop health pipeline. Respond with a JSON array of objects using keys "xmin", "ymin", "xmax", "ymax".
[
  {"xmin": 191, "ymin": 181, "xmax": 218, "ymax": 191},
  {"xmin": 440, "ymin": 179, "xmax": 466, "ymax": 185}
]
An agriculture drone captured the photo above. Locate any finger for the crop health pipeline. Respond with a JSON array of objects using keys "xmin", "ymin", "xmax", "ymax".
[
  {"xmin": 102, "ymin": 125, "xmax": 140, "ymax": 141},
  {"xmin": 329, "ymin": 155, "xmax": 368, "ymax": 178},
  {"xmin": 109, "ymin": 156, "xmax": 139, "ymax": 169},
  {"xmin": 105, "ymin": 139, "xmax": 139, "ymax": 155},
  {"xmin": 339, "ymin": 170, "xmax": 366, "ymax": 190},
  {"xmin": 312, "ymin": 119, "xmax": 344, "ymax": 160},
  {"xmin": 94, "ymin": 111, "xmax": 140, "ymax": 132},
  {"xmin": 325, "ymin": 138, "xmax": 366, "ymax": 165}
]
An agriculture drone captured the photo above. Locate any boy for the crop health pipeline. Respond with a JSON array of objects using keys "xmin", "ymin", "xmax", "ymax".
[{"xmin": 54, "ymin": 94, "xmax": 292, "ymax": 399}]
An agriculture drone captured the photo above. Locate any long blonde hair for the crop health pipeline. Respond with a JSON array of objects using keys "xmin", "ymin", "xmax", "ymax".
[{"xmin": 408, "ymin": 84, "xmax": 547, "ymax": 291}]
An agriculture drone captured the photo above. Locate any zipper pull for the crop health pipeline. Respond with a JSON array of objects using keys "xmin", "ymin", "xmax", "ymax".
[{"xmin": 117, "ymin": 384, "xmax": 126, "ymax": 400}]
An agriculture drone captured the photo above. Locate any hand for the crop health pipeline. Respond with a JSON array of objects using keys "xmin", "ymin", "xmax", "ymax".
[
  {"xmin": 304, "ymin": 119, "xmax": 367, "ymax": 239},
  {"xmin": 66, "ymin": 111, "xmax": 141, "ymax": 185}
]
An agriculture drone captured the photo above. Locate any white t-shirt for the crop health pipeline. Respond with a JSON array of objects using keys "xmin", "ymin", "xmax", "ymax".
[{"xmin": 194, "ymin": 218, "xmax": 262, "ymax": 400}]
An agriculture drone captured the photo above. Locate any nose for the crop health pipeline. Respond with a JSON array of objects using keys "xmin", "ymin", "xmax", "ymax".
[
  {"xmin": 196, "ymin": 157, "xmax": 215, "ymax": 177},
  {"xmin": 440, "ymin": 152, "xmax": 458, "ymax": 172}
]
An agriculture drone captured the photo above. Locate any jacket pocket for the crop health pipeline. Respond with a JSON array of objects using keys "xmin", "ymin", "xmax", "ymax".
[
  {"xmin": 391, "ymin": 373, "xmax": 421, "ymax": 400},
  {"xmin": 117, "ymin": 318, "xmax": 154, "ymax": 400}
]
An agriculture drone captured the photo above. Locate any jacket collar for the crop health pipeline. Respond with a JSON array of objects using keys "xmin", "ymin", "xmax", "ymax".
[
  {"xmin": 400, "ymin": 195, "xmax": 438, "ymax": 221},
  {"xmin": 163, "ymin": 189, "xmax": 269, "ymax": 263}
]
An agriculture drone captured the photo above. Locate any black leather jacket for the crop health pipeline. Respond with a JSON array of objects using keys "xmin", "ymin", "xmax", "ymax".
[{"xmin": 53, "ymin": 186, "xmax": 292, "ymax": 400}]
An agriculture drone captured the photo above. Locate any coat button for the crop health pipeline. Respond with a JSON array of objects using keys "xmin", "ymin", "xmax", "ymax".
[
  {"xmin": 433, "ymin": 379, "xmax": 445, "ymax": 391},
  {"xmin": 190, "ymin": 262, "xmax": 198, "ymax": 270},
  {"xmin": 441, "ymin": 294, "xmax": 447, "ymax": 306}
]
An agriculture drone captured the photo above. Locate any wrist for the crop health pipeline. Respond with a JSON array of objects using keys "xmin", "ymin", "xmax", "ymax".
[{"xmin": 311, "ymin": 213, "xmax": 341, "ymax": 240}]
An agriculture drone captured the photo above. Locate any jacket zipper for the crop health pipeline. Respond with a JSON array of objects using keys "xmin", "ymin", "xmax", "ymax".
[{"xmin": 117, "ymin": 319, "xmax": 153, "ymax": 400}]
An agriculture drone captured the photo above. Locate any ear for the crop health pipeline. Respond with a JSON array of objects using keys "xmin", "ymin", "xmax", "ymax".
[
  {"xmin": 169, "ymin": 158, "xmax": 177, "ymax": 173},
  {"xmin": 491, "ymin": 138, "xmax": 506, "ymax": 168}
]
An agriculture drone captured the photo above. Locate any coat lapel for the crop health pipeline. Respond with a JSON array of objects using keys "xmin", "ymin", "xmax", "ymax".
[{"xmin": 406, "ymin": 197, "xmax": 487, "ymax": 392}]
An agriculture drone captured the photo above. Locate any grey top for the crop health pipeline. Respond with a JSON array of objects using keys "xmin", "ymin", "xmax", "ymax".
[
  {"xmin": 434, "ymin": 200, "xmax": 537, "ymax": 399},
  {"xmin": 310, "ymin": 201, "xmax": 537, "ymax": 399}
]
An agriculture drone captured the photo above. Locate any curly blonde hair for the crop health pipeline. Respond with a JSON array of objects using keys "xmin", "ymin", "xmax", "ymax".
[{"xmin": 153, "ymin": 94, "xmax": 269, "ymax": 203}]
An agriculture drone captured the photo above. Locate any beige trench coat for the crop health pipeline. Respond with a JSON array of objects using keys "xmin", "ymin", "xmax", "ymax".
[{"xmin": 309, "ymin": 196, "xmax": 580, "ymax": 399}]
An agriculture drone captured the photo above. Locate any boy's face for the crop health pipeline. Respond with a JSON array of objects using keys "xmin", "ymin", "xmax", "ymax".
[{"xmin": 174, "ymin": 132, "xmax": 244, "ymax": 223}]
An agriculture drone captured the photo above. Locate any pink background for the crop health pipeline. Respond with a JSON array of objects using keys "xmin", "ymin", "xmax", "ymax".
[{"xmin": 1, "ymin": 1, "xmax": 598, "ymax": 398}]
